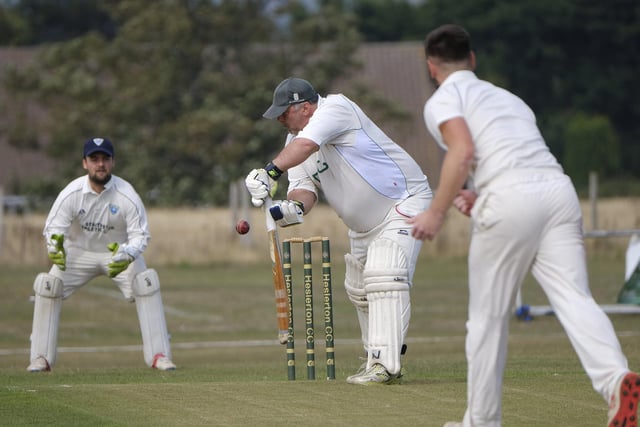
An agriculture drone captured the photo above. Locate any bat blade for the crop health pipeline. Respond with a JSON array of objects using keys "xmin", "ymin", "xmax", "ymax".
[{"xmin": 265, "ymin": 198, "xmax": 289, "ymax": 344}]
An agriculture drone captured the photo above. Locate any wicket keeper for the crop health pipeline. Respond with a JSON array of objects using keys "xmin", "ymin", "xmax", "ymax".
[{"xmin": 27, "ymin": 137, "xmax": 176, "ymax": 372}]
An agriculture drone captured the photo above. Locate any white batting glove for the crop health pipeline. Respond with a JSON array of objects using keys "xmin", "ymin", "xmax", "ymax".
[
  {"xmin": 269, "ymin": 200, "xmax": 304, "ymax": 227},
  {"xmin": 245, "ymin": 168, "xmax": 278, "ymax": 207}
]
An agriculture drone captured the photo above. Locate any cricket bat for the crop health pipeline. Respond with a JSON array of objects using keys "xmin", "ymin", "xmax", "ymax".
[{"xmin": 264, "ymin": 197, "xmax": 289, "ymax": 344}]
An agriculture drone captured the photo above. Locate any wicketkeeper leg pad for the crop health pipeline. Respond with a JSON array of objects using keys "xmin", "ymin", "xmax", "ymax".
[
  {"xmin": 30, "ymin": 273, "xmax": 63, "ymax": 367},
  {"xmin": 364, "ymin": 238, "xmax": 410, "ymax": 376},
  {"xmin": 344, "ymin": 253, "xmax": 369, "ymax": 351},
  {"xmin": 132, "ymin": 269, "xmax": 172, "ymax": 367}
]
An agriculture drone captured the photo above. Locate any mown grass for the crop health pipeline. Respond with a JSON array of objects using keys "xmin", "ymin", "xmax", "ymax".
[{"xmin": 1, "ymin": 256, "xmax": 638, "ymax": 426}]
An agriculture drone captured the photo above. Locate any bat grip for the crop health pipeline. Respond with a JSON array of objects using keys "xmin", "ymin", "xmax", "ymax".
[{"xmin": 264, "ymin": 196, "xmax": 276, "ymax": 232}]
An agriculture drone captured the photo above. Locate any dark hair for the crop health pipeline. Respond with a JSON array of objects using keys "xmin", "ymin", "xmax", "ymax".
[{"xmin": 424, "ymin": 24, "xmax": 472, "ymax": 62}]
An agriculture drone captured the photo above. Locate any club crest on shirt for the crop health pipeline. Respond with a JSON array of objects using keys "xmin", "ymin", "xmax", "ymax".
[{"xmin": 109, "ymin": 204, "xmax": 119, "ymax": 214}]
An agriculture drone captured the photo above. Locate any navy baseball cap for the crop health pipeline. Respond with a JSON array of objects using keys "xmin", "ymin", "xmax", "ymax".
[
  {"xmin": 83, "ymin": 137, "xmax": 114, "ymax": 158},
  {"xmin": 263, "ymin": 77, "xmax": 318, "ymax": 119}
]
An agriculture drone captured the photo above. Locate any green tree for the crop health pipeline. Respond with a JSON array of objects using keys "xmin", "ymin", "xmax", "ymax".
[
  {"xmin": 2, "ymin": 0, "xmax": 362, "ymax": 205},
  {"xmin": 349, "ymin": 0, "xmax": 640, "ymax": 187},
  {"xmin": 563, "ymin": 112, "xmax": 620, "ymax": 188},
  {"xmin": 0, "ymin": 0, "xmax": 114, "ymax": 45},
  {"xmin": 0, "ymin": 4, "xmax": 31, "ymax": 45}
]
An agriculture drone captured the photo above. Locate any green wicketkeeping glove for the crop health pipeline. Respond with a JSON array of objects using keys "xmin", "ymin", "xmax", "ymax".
[
  {"xmin": 47, "ymin": 234, "xmax": 66, "ymax": 271},
  {"xmin": 107, "ymin": 242, "xmax": 133, "ymax": 278}
]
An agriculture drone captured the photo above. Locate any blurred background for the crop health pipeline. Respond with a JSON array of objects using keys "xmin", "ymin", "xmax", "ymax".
[{"xmin": 0, "ymin": 0, "xmax": 639, "ymax": 267}]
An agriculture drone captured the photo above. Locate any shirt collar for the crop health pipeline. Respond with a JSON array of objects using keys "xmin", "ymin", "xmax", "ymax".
[
  {"xmin": 440, "ymin": 70, "xmax": 477, "ymax": 86},
  {"xmin": 82, "ymin": 175, "xmax": 114, "ymax": 194}
]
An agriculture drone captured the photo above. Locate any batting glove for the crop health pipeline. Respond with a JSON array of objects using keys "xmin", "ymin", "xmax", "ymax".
[
  {"xmin": 107, "ymin": 242, "xmax": 133, "ymax": 278},
  {"xmin": 47, "ymin": 234, "xmax": 66, "ymax": 271},
  {"xmin": 270, "ymin": 200, "xmax": 305, "ymax": 227},
  {"xmin": 245, "ymin": 162, "xmax": 282, "ymax": 207}
]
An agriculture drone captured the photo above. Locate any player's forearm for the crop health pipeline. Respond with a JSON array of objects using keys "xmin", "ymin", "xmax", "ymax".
[
  {"xmin": 431, "ymin": 118, "xmax": 475, "ymax": 215},
  {"xmin": 430, "ymin": 158, "xmax": 468, "ymax": 216},
  {"xmin": 272, "ymin": 138, "xmax": 319, "ymax": 171},
  {"xmin": 287, "ymin": 189, "xmax": 317, "ymax": 215},
  {"xmin": 43, "ymin": 206, "xmax": 73, "ymax": 240}
]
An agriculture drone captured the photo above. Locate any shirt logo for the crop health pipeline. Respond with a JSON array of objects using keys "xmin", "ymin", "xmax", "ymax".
[
  {"xmin": 78, "ymin": 208, "xmax": 86, "ymax": 216},
  {"xmin": 109, "ymin": 204, "xmax": 119, "ymax": 214},
  {"xmin": 312, "ymin": 160, "xmax": 329, "ymax": 183}
]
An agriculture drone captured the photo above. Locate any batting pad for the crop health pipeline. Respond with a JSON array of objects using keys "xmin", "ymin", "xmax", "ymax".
[
  {"xmin": 132, "ymin": 269, "xmax": 172, "ymax": 366},
  {"xmin": 364, "ymin": 239, "xmax": 410, "ymax": 375},
  {"xmin": 30, "ymin": 273, "xmax": 63, "ymax": 367},
  {"xmin": 344, "ymin": 254, "xmax": 369, "ymax": 351}
]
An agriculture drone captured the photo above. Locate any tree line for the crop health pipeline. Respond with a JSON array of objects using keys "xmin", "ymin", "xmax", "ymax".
[{"xmin": 1, "ymin": 0, "xmax": 638, "ymax": 206}]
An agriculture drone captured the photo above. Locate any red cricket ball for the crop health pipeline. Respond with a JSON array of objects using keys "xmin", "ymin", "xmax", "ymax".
[{"xmin": 235, "ymin": 219, "xmax": 250, "ymax": 235}]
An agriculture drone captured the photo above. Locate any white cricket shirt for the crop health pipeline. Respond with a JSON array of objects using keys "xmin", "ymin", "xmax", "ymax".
[
  {"xmin": 287, "ymin": 94, "xmax": 432, "ymax": 233},
  {"xmin": 423, "ymin": 70, "xmax": 562, "ymax": 191},
  {"xmin": 43, "ymin": 175, "xmax": 149, "ymax": 258}
]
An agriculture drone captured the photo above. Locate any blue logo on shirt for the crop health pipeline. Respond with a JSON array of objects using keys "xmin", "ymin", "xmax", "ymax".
[{"xmin": 109, "ymin": 204, "xmax": 119, "ymax": 214}]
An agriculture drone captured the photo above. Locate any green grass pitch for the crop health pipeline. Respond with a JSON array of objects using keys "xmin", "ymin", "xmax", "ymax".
[{"xmin": 1, "ymin": 256, "xmax": 638, "ymax": 426}]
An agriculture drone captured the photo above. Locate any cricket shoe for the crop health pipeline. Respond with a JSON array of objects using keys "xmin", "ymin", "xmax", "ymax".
[
  {"xmin": 346, "ymin": 363, "xmax": 401, "ymax": 385},
  {"xmin": 608, "ymin": 372, "xmax": 640, "ymax": 427},
  {"xmin": 442, "ymin": 423, "xmax": 463, "ymax": 427},
  {"xmin": 27, "ymin": 356, "xmax": 51, "ymax": 372},
  {"xmin": 345, "ymin": 359, "xmax": 367, "ymax": 383},
  {"xmin": 152, "ymin": 354, "xmax": 176, "ymax": 371}
]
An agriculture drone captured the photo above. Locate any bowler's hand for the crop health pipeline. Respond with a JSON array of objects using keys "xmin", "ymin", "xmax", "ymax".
[
  {"xmin": 107, "ymin": 242, "xmax": 133, "ymax": 278},
  {"xmin": 453, "ymin": 189, "xmax": 477, "ymax": 217},
  {"xmin": 47, "ymin": 234, "xmax": 66, "ymax": 270},
  {"xmin": 407, "ymin": 209, "xmax": 446, "ymax": 241}
]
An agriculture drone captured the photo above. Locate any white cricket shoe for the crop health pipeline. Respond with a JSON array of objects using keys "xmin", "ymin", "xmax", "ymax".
[
  {"xmin": 442, "ymin": 423, "xmax": 463, "ymax": 427},
  {"xmin": 608, "ymin": 371, "xmax": 640, "ymax": 427},
  {"xmin": 27, "ymin": 356, "xmax": 51, "ymax": 372},
  {"xmin": 345, "ymin": 360, "xmax": 367, "ymax": 383},
  {"xmin": 346, "ymin": 363, "xmax": 400, "ymax": 385},
  {"xmin": 152, "ymin": 354, "xmax": 176, "ymax": 371}
]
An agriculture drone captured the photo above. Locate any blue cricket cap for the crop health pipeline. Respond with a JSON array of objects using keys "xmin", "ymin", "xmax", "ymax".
[{"xmin": 83, "ymin": 137, "xmax": 114, "ymax": 158}]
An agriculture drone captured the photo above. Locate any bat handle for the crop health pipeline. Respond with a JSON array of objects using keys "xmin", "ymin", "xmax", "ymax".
[
  {"xmin": 278, "ymin": 331, "xmax": 288, "ymax": 345},
  {"xmin": 264, "ymin": 197, "xmax": 276, "ymax": 232}
]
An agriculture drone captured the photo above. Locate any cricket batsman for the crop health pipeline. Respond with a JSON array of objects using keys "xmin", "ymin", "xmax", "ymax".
[{"xmin": 245, "ymin": 78, "xmax": 433, "ymax": 384}]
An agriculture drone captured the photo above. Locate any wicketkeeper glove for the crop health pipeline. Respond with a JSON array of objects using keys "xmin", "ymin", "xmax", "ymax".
[
  {"xmin": 245, "ymin": 162, "xmax": 282, "ymax": 207},
  {"xmin": 107, "ymin": 242, "xmax": 134, "ymax": 278},
  {"xmin": 47, "ymin": 234, "xmax": 66, "ymax": 271},
  {"xmin": 270, "ymin": 200, "xmax": 305, "ymax": 227}
]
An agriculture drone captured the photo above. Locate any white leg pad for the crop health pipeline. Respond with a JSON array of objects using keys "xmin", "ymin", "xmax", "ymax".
[
  {"xmin": 133, "ymin": 269, "xmax": 172, "ymax": 367},
  {"xmin": 344, "ymin": 254, "xmax": 368, "ymax": 351},
  {"xmin": 30, "ymin": 273, "xmax": 63, "ymax": 367},
  {"xmin": 364, "ymin": 238, "xmax": 410, "ymax": 376}
]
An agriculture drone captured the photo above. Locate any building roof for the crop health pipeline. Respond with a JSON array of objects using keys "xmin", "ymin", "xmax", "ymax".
[{"xmin": 348, "ymin": 42, "xmax": 442, "ymax": 185}]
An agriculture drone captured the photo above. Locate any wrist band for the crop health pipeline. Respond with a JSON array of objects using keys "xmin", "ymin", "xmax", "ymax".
[
  {"xmin": 265, "ymin": 162, "xmax": 283, "ymax": 180},
  {"xmin": 292, "ymin": 200, "xmax": 305, "ymax": 213}
]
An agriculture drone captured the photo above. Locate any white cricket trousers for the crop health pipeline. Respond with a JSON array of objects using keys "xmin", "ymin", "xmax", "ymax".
[
  {"xmin": 52, "ymin": 247, "xmax": 147, "ymax": 300},
  {"xmin": 463, "ymin": 169, "xmax": 629, "ymax": 427}
]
